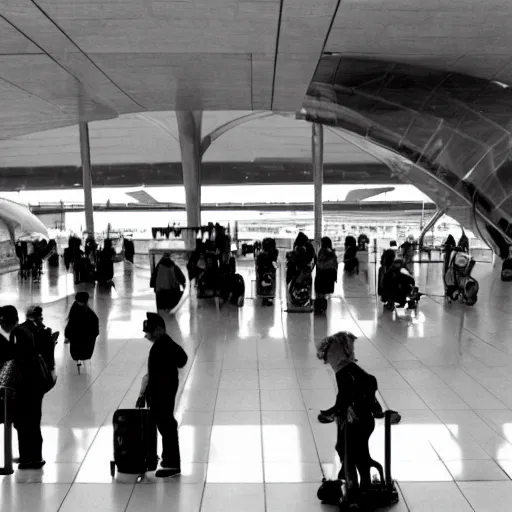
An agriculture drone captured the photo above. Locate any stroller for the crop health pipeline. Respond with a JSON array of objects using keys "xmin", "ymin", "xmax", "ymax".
[
  {"xmin": 378, "ymin": 249, "xmax": 421, "ymax": 312},
  {"xmin": 444, "ymin": 249, "xmax": 478, "ymax": 305}
]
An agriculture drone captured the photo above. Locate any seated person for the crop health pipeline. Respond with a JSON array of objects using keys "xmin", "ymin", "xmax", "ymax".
[{"xmin": 383, "ymin": 262, "xmax": 416, "ymax": 307}]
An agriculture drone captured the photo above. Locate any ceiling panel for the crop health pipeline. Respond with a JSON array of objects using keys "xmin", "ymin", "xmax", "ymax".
[
  {"xmin": 89, "ymin": 53, "xmax": 253, "ymax": 110},
  {"xmin": 48, "ymin": 1, "xmax": 280, "ymax": 54},
  {"xmin": 272, "ymin": 0, "xmax": 338, "ymax": 110},
  {"xmin": 0, "ymin": 17, "xmax": 42, "ymax": 54},
  {"xmin": 273, "ymin": 53, "xmax": 321, "ymax": 111},
  {"xmin": 0, "ymin": 1, "xmax": 141, "ymax": 113},
  {"xmin": 0, "ymin": 54, "xmax": 114, "ymax": 116},
  {"xmin": 326, "ymin": 1, "xmax": 512, "ymax": 83},
  {"xmin": 0, "ymin": 80, "xmax": 81, "ymax": 140},
  {"xmin": 251, "ymin": 54, "xmax": 274, "ymax": 110},
  {"xmin": 0, "ymin": 110, "xmax": 379, "ymax": 167},
  {"xmin": 36, "ymin": 0, "xmax": 145, "ymax": 20}
]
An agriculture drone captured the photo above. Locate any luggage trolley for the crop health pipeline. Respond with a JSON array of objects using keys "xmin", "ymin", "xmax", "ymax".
[{"xmin": 317, "ymin": 410, "xmax": 400, "ymax": 510}]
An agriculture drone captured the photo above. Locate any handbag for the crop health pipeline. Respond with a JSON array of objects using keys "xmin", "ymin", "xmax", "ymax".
[
  {"xmin": 34, "ymin": 354, "xmax": 56, "ymax": 394},
  {"xmin": 0, "ymin": 359, "xmax": 23, "ymax": 392}
]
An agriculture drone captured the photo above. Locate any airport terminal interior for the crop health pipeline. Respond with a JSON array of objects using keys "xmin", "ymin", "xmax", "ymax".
[{"xmin": 3, "ymin": 0, "xmax": 512, "ymax": 511}]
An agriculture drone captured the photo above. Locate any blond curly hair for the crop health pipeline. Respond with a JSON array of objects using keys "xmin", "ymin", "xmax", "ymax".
[{"xmin": 316, "ymin": 331, "xmax": 358, "ymax": 364}]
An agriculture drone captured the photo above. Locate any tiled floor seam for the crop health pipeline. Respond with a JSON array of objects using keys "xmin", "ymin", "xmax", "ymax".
[
  {"xmin": 197, "ymin": 328, "xmax": 228, "ymax": 511},
  {"xmin": 453, "ymin": 480, "xmax": 478, "ymax": 511},
  {"xmin": 257, "ymin": 310, "xmax": 271, "ymax": 511}
]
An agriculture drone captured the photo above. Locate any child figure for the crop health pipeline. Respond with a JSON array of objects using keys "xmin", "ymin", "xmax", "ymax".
[
  {"xmin": 316, "ymin": 332, "xmax": 378, "ymax": 504},
  {"xmin": 136, "ymin": 312, "xmax": 188, "ymax": 477}
]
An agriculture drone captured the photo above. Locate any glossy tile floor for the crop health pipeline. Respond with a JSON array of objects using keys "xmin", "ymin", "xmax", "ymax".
[{"xmin": 2, "ymin": 257, "xmax": 512, "ymax": 511}]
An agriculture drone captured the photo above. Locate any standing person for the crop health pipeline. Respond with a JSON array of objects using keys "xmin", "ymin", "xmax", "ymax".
[
  {"xmin": 136, "ymin": 313, "xmax": 188, "ymax": 478},
  {"xmin": 97, "ymin": 239, "xmax": 115, "ymax": 284},
  {"xmin": 21, "ymin": 306, "xmax": 57, "ymax": 382},
  {"xmin": 343, "ymin": 236, "xmax": 359, "ymax": 273},
  {"xmin": 316, "ymin": 332, "xmax": 378, "ymax": 505},
  {"xmin": 0, "ymin": 306, "xmax": 46, "ymax": 469},
  {"xmin": 123, "ymin": 237, "xmax": 135, "ymax": 263},
  {"xmin": 400, "ymin": 235, "xmax": 415, "ymax": 274},
  {"xmin": 150, "ymin": 253, "xmax": 186, "ymax": 312},
  {"xmin": 315, "ymin": 236, "xmax": 338, "ymax": 301},
  {"xmin": 64, "ymin": 292, "xmax": 99, "ymax": 368}
]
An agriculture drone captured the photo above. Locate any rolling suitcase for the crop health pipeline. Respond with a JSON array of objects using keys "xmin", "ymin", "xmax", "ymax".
[{"xmin": 110, "ymin": 409, "xmax": 158, "ymax": 477}]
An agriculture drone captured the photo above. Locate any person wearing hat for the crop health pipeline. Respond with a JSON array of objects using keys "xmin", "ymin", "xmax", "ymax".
[
  {"xmin": 0, "ymin": 305, "xmax": 46, "ymax": 469},
  {"xmin": 64, "ymin": 292, "xmax": 99, "ymax": 366},
  {"xmin": 136, "ymin": 312, "xmax": 188, "ymax": 478}
]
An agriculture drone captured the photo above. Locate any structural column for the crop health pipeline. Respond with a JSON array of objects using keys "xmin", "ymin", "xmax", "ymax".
[
  {"xmin": 312, "ymin": 123, "xmax": 324, "ymax": 249},
  {"xmin": 177, "ymin": 111, "xmax": 202, "ymax": 250},
  {"xmin": 79, "ymin": 122, "xmax": 94, "ymax": 240}
]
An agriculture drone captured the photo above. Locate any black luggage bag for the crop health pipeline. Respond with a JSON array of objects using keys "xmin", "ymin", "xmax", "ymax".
[{"xmin": 110, "ymin": 409, "xmax": 158, "ymax": 476}]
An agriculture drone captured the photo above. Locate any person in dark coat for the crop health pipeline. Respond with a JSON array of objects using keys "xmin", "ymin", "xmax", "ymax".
[
  {"xmin": 0, "ymin": 306, "xmax": 46, "ymax": 469},
  {"xmin": 97, "ymin": 239, "xmax": 115, "ymax": 284},
  {"xmin": 123, "ymin": 237, "xmax": 135, "ymax": 263},
  {"xmin": 136, "ymin": 313, "xmax": 188, "ymax": 478},
  {"xmin": 21, "ymin": 305, "xmax": 57, "ymax": 377},
  {"xmin": 315, "ymin": 236, "xmax": 338, "ymax": 295},
  {"xmin": 64, "ymin": 292, "xmax": 99, "ymax": 366},
  {"xmin": 150, "ymin": 254, "xmax": 186, "ymax": 311},
  {"xmin": 343, "ymin": 236, "xmax": 359, "ymax": 273},
  {"xmin": 286, "ymin": 232, "xmax": 316, "ymax": 284}
]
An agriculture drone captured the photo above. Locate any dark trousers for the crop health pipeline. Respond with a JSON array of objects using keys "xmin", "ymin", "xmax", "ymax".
[
  {"xmin": 336, "ymin": 416, "xmax": 375, "ymax": 489},
  {"xmin": 151, "ymin": 390, "xmax": 180, "ymax": 469},
  {"xmin": 14, "ymin": 392, "xmax": 43, "ymax": 463}
]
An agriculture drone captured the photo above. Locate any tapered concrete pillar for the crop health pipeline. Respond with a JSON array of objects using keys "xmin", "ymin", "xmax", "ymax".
[
  {"xmin": 312, "ymin": 123, "xmax": 324, "ymax": 249},
  {"xmin": 79, "ymin": 122, "xmax": 94, "ymax": 240},
  {"xmin": 177, "ymin": 111, "xmax": 202, "ymax": 250}
]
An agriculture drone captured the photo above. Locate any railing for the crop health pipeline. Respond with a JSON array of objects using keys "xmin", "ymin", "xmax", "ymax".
[{"xmin": 0, "ymin": 387, "xmax": 14, "ymax": 475}]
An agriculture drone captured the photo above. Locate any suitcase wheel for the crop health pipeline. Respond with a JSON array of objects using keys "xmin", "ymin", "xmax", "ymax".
[{"xmin": 110, "ymin": 460, "xmax": 116, "ymax": 477}]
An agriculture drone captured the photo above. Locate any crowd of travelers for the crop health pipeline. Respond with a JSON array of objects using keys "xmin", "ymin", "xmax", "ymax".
[{"xmin": 1, "ymin": 227, "xmax": 483, "ymax": 505}]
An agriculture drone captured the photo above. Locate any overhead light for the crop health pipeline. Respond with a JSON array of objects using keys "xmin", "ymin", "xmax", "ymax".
[{"xmin": 492, "ymin": 80, "xmax": 510, "ymax": 89}]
